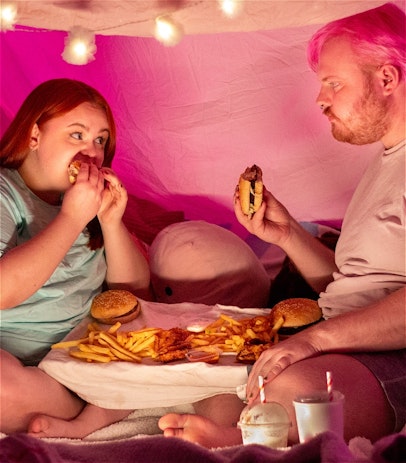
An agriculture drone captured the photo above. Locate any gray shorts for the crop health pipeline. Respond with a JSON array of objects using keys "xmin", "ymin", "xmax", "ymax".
[{"xmin": 349, "ymin": 349, "xmax": 406, "ymax": 432}]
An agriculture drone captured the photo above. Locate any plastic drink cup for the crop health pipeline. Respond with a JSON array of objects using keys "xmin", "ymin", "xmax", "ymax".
[
  {"xmin": 238, "ymin": 402, "xmax": 291, "ymax": 448},
  {"xmin": 293, "ymin": 390, "xmax": 344, "ymax": 443}
]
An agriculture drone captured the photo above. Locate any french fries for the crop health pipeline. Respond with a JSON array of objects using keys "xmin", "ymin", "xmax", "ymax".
[
  {"xmin": 191, "ymin": 314, "xmax": 278, "ymax": 353},
  {"xmin": 52, "ymin": 313, "xmax": 282, "ymax": 364}
]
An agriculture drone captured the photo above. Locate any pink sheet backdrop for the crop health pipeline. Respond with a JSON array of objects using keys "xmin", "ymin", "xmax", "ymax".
[{"xmin": 1, "ymin": 26, "xmax": 380, "ymax": 238}]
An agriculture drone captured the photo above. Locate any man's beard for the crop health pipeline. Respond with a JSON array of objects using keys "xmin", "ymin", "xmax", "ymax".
[{"xmin": 327, "ymin": 78, "xmax": 390, "ymax": 145}]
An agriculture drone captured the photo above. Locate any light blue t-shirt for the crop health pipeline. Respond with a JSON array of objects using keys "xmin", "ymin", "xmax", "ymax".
[{"xmin": 0, "ymin": 168, "xmax": 107, "ymax": 365}]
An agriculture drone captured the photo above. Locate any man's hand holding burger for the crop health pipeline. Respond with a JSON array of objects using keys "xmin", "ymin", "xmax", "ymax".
[{"xmin": 234, "ymin": 165, "xmax": 292, "ymax": 248}]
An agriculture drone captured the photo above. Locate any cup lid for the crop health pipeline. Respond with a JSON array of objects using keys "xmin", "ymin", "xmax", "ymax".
[{"xmin": 239, "ymin": 402, "xmax": 291, "ymax": 425}]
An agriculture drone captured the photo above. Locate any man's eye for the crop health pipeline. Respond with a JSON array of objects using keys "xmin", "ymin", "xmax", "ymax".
[
  {"xmin": 329, "ymin": 82, "xmax": 341, "ymax": 91},
  {"xmin": 71, "ymin": 132, "xmax": 83, "ymax": 140}
]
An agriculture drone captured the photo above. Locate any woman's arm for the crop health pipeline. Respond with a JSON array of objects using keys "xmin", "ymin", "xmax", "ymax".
[
  {"xmin": 1, "ymin": 168, "xmax": 104, "ymax": 309},
  {"xmin": 101, "ymin": 220, "xmax": 151, "ymax": 299},
  {"xmin": 0, "ymin": 212, "xmax": 88, "ymax": 309},
  {"xmin": 98, "ymin": 169, "xmax": 151, "ymax": 299}
]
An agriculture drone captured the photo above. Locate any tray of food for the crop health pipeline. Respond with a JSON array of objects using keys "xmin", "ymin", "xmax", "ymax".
[
  {"xmin": 39, "ymin": 293, "xmax": 321, "ymax": 409},
  {"xmin": 39, "ymin": 296, "xmax": 279, "ymax": 409}
]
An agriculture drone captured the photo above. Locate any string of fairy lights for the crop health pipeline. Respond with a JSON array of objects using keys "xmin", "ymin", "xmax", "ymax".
[{"xmin": 0, "ymin": 1, "xmax": 245, "ymax": 65}]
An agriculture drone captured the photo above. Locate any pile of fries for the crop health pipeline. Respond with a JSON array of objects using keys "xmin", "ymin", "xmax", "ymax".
[{"xmin": 52, "ymin": 313, "xmax": 284, "ymax": 364}]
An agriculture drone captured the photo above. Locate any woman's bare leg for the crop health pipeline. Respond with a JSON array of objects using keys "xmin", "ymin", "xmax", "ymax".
[
  {"xmin": 28, "ymin": 405, "xmax": 132, "ymax": 438},
  {"xmin": 0, "ymin": 349, "xmax": 84, "ymax": 434}
]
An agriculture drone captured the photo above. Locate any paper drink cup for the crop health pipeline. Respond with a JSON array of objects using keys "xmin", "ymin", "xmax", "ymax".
[
  {"xmin": 293, "ymin": 390, "xmax": 344, "ymax": 443},
  {"xmin": 238, "ymin": 402, "xmax": 291, "ymax": 448}
]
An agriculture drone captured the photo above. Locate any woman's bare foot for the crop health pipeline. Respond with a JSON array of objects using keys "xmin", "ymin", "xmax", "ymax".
[
  {"xmin": 158, "ymin": 413, "xmax": 242, "ymax": 448},
  {"xmin": 28, "ymin": 406, "xmax": 132, "ymax": 439},
  {"xmin": 28, "ymin": 414, "xmax": 82, "ymax": 439}
]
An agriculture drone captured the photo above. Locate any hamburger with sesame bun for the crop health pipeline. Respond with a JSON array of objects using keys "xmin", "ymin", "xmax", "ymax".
[
  {"xmin": 271, "ymin": 297, "xmax": 322, "ymax": 334},
  {"xmin": 90, "ymin": 290, "xmax": 141, "ymax": 325}
]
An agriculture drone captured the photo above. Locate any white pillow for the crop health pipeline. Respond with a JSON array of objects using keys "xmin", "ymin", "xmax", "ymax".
[{"xmin": 149, "ymin": 221, "xmax": 270, "ymax": 308}]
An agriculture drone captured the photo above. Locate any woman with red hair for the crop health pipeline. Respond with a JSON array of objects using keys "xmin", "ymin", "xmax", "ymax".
[{"xmin": 0, "ymin": 78, "xmax": 150, "ymax": 435}]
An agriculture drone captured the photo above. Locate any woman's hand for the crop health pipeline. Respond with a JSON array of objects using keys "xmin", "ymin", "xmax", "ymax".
[
  {"xmin": 246, "ymin": 334, "xmax": 321, "ymax": 404},
  {"xmin": 62, "ymin": 163, "xmax": 105, "ymax": 227},
  {"xmin": 97, "ymin": 167, "xmax": 128, "ymax": 226},
  {"xmin": 234, "ymin": 186, "xmax": 292, "ymax": 247}
]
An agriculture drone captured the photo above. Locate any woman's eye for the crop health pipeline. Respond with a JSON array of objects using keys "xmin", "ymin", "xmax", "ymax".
[
  {"xmin": 95, "ymin": 136, "xmax": 106, "ymax": 146},
  {"xmin": 71, "ymin": 132, "xmax": 83, "ymax": 140}
]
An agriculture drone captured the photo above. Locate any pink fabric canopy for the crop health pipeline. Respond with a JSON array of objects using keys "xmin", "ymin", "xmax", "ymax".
[{"xmin": 1, "ymin": 2, "xmax": 389, "ymax": 239}]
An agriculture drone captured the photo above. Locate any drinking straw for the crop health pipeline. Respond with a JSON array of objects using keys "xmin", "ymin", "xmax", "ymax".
[
  {"xmin": 258, "ymin": 375, "xmax": 266, "ymax": 403},
  {"xmin": 326, "ymin": 371, "xmax": 333, "ymax": 401}
]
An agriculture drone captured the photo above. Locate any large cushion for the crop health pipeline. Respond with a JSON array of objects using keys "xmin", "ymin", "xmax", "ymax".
[{"xmin": 149, "ymin": 221, "xmax": 270, "ymax": 307}]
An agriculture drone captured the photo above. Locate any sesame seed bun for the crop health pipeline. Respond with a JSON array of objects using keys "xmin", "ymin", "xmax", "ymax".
[
  {"xmin": 90, "ymin": 290, "xmax": 141, "ymax": 325},
  {"xmin": 272, "ymin": 298, "xmax": 322, "ymax": 333}
]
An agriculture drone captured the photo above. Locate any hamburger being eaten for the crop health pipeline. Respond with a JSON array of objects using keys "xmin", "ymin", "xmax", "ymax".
[
  {"xmin": 68, "ymin": 160, "xmax": 81, "ymax": 184},
  {"xmin": 238, "ymin": 164, "xmax": 263, "ymax": 218},
  {"xmin": 90, "ymin": 290, "xmax": 141, "ymax": 325}
]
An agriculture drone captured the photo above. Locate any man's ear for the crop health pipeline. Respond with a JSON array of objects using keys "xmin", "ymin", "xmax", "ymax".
[
  {"xmin": 377, "ymin": 64, "xmax": 400, "ymax": 95},
  {"xmin": 29, "ymin": 123, "xmax": 40, "ymax": 149}
]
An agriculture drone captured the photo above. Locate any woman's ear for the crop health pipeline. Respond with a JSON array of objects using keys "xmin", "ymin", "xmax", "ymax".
[
  {"xmin": 377, "ymin": 64, "xmax": 400, "ymax": 95},
  {"xmin": 29, "ymin": 123, "xmax": 40, "ymax": 150}
]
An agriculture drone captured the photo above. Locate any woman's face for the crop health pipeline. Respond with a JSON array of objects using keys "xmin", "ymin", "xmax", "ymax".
[{"xmin": 23, "ymin": 102, "xmax": 110, "ymax": 193}]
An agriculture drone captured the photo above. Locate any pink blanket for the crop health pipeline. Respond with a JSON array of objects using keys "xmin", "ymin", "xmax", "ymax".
[{"xmin": 1, "ymin": 431, "xmax": 405, "ymax": 463}]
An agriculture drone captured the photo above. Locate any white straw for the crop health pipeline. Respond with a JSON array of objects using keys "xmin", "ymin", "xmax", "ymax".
[{"xmin": 258, "ymin": 375, "xmax": 266, "ymax": 403}]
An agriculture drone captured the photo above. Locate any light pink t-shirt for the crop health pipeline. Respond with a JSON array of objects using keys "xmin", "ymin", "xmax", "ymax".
[{"xmin": 319, "ymin": 140, "xmax": 406, "ymax": 318}]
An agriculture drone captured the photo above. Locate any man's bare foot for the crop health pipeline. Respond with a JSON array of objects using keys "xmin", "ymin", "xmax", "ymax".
[{"xmin": 158, "ymin": 413, "xmax": 242, "ymax": 448}]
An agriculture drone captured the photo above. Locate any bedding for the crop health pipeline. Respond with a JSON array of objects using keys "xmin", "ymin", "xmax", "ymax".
[{"xmin": 2, "ymin": 429, "xmax": 406, "ymax": 463}]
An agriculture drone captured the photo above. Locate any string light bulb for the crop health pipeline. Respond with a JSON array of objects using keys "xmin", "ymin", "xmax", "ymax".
[
  {"xmin": 0, "ymin": 2, "xmax": 18, "ymax": 31},
  {"xmin": 218, "ymin": 0, "xmax": 244, "ymax": 18},
  {"xmin": 62, "ymin": 26, "xmax": 96, "ymax": 65},
  {"xmin": 154, "ymin": 15, "xmax": 184, "ymax": 47}
]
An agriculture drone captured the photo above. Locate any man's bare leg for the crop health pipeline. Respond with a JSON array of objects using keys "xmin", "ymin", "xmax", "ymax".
[{"xmin": 159, "ymin": 354, "xmax": 395, "ymax": 448}]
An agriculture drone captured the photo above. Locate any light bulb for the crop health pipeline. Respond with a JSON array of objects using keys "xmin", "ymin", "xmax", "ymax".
[
  {"xmin": 154, "ymin": 15, "xmax": 184, "ymax": 47},
  {"xmin": 62, "ymin": 26, "xmax": 96, "ymax": 65},
  {"xmin": 0, "ymin": 2, "xmax": 18, "ymax": 31},
  {"xmin": 218, "ymin": 0, "xmax": 244, "ymax": 18}
]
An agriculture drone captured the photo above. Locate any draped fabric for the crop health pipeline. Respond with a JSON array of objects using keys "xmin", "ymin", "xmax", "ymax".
[{"xmin": 1, "ymin": 2, "xmax": 391, "ymax": 238}]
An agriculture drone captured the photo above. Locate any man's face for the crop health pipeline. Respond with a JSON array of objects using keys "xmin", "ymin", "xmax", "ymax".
[{"xmin": 316, "ymin": 37, "xmax": 389, "ymax": 145}]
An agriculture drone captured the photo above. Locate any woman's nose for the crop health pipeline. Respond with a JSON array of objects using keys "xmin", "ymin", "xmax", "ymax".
[{"xmin": 80, "ymin": 142, "xmax": 102, "ymax": 162}]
